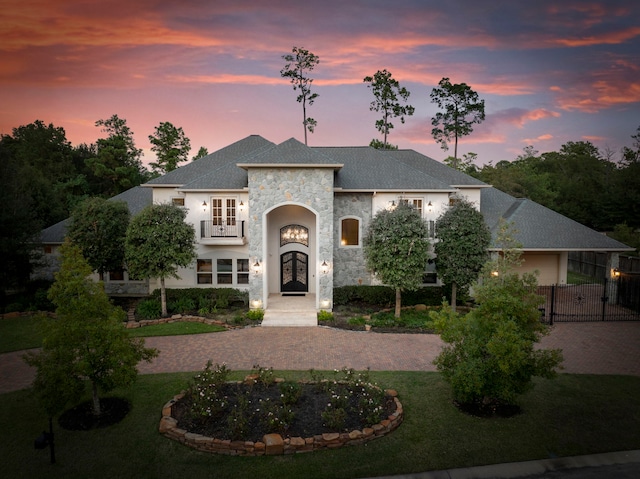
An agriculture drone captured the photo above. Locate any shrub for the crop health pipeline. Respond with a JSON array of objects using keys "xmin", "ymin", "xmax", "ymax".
[
  {"xmin": 317, "ymin": 310, "xmax": 334, "ymax": 322},
  {"xmin": 136, "ymin": 299, "xmax": 162, "ymax": 320},
  {"xmin": 168, "ymin": 297, "xmax": 196, "ymax": 314},
  {"xmin": 246, "ymin": 309, "xmax": 264, "ymax": 321},
  {"xmin": 333, "ymin": 285, "xmax": 446, "ymax": 307}
]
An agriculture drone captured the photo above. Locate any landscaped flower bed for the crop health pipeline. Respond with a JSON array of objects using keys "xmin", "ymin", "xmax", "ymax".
[{"xmin": 159, "ymin": 364, "xmax": 403, "ymax": 455}]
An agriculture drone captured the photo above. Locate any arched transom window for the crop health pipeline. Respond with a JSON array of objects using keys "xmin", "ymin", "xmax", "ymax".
[{"xmin": 280, "ymin": 224, "xmax": 309, "ymax": 247}]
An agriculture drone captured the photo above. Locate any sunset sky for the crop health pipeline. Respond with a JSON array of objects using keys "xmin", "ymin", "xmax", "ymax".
[{"xmin": 1, "ymin": 0, "xmax": 639, "ymax": 167}]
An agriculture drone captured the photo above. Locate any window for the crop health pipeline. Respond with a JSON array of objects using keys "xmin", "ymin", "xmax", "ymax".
[
  {"xmin": 109, "ymin": 269, "xmax": 125, "ymax": 281},
  {"xmin": 211, "ymin": 198, "xmax": 236, "ymax": 226},
  {"xmin": 197, "ymin": 259, "xmax": 213, "ymax": 284},
  {"xmin": 237, "ymin": 259, "xmax": 249, "ymax": 284},
  {"xmin": 340, "ymin": 218, "xmax": 360, "ymax": 246},
  {"xmin": 172, "ymin": 197, "xmax": 185, "ymax": 207},
  {"xmin": 217, "ymin": 259, "xmax": 233, "ymax": 284},
  {"xmin": 400, "ymin": 198, "xmax": 423, "ymax": 217},
  {"xmin": 198, "ymin": 257, "xmax": 250, "ymax": 285},
  {"xmin": 280, "ymin": 224, "xmax": 309, "ymax": 247},
  {"xmin": 43, "ymin": 245, "xmax": 52, "ymax": 254},
  {"xmin": 422, "ymin": 259, "xmax": 437, "ymax": 284}
]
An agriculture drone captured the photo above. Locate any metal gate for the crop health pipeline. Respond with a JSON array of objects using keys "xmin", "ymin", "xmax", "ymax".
[{"xmin": 538, "ymin": 274, "xmax": 640, "ymax": 324}]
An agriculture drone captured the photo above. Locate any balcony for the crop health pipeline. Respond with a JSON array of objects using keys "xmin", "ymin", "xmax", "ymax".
[{"xmin": 200, "ymin": 220, "xmax": 246, "ymax": 245}]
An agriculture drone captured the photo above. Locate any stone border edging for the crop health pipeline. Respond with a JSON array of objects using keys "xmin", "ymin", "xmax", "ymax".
[
  {"xmin": 159, "ymin": 387, "xmax": 403, "ymax": 456},
  {"xmin": 125, "ymin": 314, "xmax": 240, "ymax": 330}
]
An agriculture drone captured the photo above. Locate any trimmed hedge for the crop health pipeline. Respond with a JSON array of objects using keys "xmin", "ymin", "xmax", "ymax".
[
  {"xmin": 333, "ymin": 285, "xmax": 446, "ymax": 307},
  {"xmin": 150, "ymin": 288, "xmax": 248, "ymax": 310}
]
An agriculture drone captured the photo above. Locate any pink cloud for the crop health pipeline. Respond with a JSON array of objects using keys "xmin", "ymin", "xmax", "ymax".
[{"xmin": 523, "ymin": 134, "xmax": 554, "ymax": 143}]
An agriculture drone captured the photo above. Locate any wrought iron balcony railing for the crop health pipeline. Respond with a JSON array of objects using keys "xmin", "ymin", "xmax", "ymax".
[{"xmin": 200, "ymin": 220, "xmax": 245, "ymax": 239}]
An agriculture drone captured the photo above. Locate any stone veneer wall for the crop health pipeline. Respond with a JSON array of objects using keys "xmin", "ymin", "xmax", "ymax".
[
  {"xmin": 333, "ymin": 193, "xmax": 373, "ymax": 287},
  {"xmin": 247, "ymin": 167, "xmax": 334, "ymax": 308},
  {"xmin": 159, "ymin": 388, "xmax": 403, "ymax": 456}
]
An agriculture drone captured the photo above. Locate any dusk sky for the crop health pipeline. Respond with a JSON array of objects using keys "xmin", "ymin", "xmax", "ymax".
[{"xmin": 2, "ymin": 0, "xmax": 639, "ymax": 168}]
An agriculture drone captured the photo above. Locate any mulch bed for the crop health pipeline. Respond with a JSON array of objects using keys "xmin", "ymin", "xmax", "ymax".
[
  {"xmin": 59, "ymin": 397, "xmax": 131, "ymax": 430},
  {"xmin": 172, "ymin": 382, "xmax": 397, "ymax": 443}
]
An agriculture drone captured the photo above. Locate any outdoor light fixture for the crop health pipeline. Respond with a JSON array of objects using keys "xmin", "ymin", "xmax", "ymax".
[
  {"xmin": 253, "ymin": 260, "xmax": 261, "ymax": 275},
  {"xmin": 491, "ymin": 270, "xmax": 499, "ymax": 277},
  {"xmin": 321, "ymin": 260, "xmax": 330, "ymax": 274},
  {"xmin": 238, "ymin": 200, "xmax": 245, "ymax": 212},
  {"xmin": 427, "ymin": 201, "xmax": 433, "ymax": 213},
  {"xmin": 612, "ymin": 268, "xmax": 621, "ymax": 278},
  {"xmin": 202, "ymin": 200, "xmax": 207, "ymax": 212}
]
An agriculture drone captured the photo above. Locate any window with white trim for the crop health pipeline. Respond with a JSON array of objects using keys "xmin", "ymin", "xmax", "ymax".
[
  {"xmin": 211, "ymin": 197, "xmax": 236, "ymax": 226},
  {"xmin": 400, "ymin": 198, "xmax": 423, "ymax": 217},
  {"xmin": 172, "ymin": 197, "xmax": 185, "ymax": 207},
  {"xmin": 197, "ymin": 257, "xmax": 250, "ymax": 285},
  {"xmin": 340, "ymin": 217, "xmax": 360, "ymax": 247}
]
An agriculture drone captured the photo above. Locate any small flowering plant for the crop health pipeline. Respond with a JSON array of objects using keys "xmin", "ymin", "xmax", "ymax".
[
  {"xmin": 188, "ymin": 361, "xmax": 231, "ymax": 418},
  {"xmin": 177, "ymin": 363, "xmax": 394, "ymax": 442}
]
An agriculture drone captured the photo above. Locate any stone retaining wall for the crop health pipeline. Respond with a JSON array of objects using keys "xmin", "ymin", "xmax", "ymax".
[
  {"xmin": 159, "ymin": 389, "xmax": 403, "ymax": 456},
  {"xmin": 125, "ymin": 314, "xmax": 236, "ymax": 330}
]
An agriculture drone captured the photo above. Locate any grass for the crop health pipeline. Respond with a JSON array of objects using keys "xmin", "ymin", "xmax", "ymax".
[
  {"xmin": 0, "ymin": 315, "xmax": 226, "ymax": 354},
  {"xmin": 126, "ymin": 322, "xmax": 226, "ymax": 338},
  {"xmin": 3, "ymin": 371, "xmax": 640, "ymax": 479},
  {"xmin": 0, "ymin": 315, "xmax": 47, "ymax": 353}
]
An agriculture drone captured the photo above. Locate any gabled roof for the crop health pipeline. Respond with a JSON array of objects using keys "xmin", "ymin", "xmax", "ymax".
[
  {"xmin": 147, "ymin": 135, "xmax": 274, "ymax": 186},
  {"xmin": 238, "ymin": 138, "xmax": 343, "ymax": 168},
  {"xmin": 481, "ymin": 187, "xmax": 632, "ymax": 251}
]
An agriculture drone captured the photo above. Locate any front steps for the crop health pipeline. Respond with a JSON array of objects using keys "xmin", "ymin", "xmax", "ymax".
[{"xmin": 261, "ymin": 294, "xmax": 318, "ymax": 327}]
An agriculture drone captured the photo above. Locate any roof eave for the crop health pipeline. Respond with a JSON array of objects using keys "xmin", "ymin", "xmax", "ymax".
[{"xmin": 237, "ymin": 163, "xmax": 344, "ymax": 170}]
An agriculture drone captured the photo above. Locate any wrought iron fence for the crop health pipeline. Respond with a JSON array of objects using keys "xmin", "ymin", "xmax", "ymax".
[{"xmin": 537, "ymin": 275, "xmax": 640, "ymax": 324}]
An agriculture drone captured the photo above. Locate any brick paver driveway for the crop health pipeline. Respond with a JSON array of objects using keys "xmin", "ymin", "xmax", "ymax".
[{"xmin": 1, "ymin": 322, "xmax": 639, "ymax": 395}]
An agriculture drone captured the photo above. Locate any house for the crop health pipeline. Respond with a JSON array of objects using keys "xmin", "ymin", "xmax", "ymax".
[{"xmin": 37, "ymin": 135, "xmax": 633, "ymax": 315}]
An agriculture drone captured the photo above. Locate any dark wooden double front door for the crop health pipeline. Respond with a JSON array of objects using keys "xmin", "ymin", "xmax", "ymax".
[{"xmin": 281, "ymin": 251, "xmax": 308, "ymax": 292}]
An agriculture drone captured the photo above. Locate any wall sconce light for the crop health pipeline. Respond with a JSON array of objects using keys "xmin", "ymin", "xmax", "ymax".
[
  {"xmin": 202, "ymin": 200, "xmax": 207, "ymax": 212},
  {"xmin": 238, "ymin": 200, "xmax": 245, "ymax": 212},
  {"xmin": 427, "ymin": 201, "xmax": 433, "ymax": 213},
  {"xmin": 321, "ymin": 260, "xmax": 330, "ymax": 274},
  {"xmin": 388, "ymin": 200, "xmax": 396, "ymax": 210},
  {"xmin": 612, "ymin": 268, "xmax": 621, "ymax": 278},
  {"xmin": 253, "ymin": 260, "xmax": 261, "ymax": 275},
  {"xmin": 251, "ymin": 299, "xmax": 262, "ymax": 309}
]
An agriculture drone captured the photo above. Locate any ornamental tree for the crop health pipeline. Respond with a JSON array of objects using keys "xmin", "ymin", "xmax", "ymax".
[
  {"xmin": 281, "ymin": 46, "xmax": 320, "ymax": 146},
  {"xmin": 125, "ymin": 203, "xmax": 197, "ymax": 316},
  {"xmin": 434, "ymin": 198, "xmax": 491, "ymax": 311},
  {"xmin": 364, "ymin": 202, "xmax": 430, "ymax": 318},
  {"xmin": 67, "ymin": 197, "xmax": 130, "ymax": 280},
  {"xmin": 363, "ymin": 69, "xmax": 415, "ymax": 149},
  {"xmin": 24, "ymin": 241, "xmax": 158, "ymax": 417},
  {"xmin": 430, "ymin": 77, "xmax": 485, "ymax": 168},
  {"xmin": 431, "ymin": 220, "xmax": 563, "ymax": 409}
]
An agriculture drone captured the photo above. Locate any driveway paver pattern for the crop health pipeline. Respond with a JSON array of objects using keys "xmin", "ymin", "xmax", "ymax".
[{"xmin": 1, "ymin": 321, "xmax": 639, "ymax": 395}]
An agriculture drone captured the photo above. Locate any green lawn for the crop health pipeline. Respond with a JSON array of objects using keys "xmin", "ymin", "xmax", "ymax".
[
  {"xmin": 3, "ymin": 371, "xmax": 639, "ymax": 479},
  {"xmin": 0, "ymin": 315, "xmax": 226, "ymax": 353}
]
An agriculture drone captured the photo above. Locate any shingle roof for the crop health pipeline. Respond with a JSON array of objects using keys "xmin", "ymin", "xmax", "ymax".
[
  {"xmin": 318, "ymin": 147, "xmax": 454, "ymax": 190},
  {"xmin": 239, "ymin": 138, "xmax": 342, "ymax": 166},
  {"xmin": 147, "ymin": 135, "xmax": 274, "ymax": 186},
  {"xmin": 480, "ymin": 187, "xmax": 632, "ymax": 251}
]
